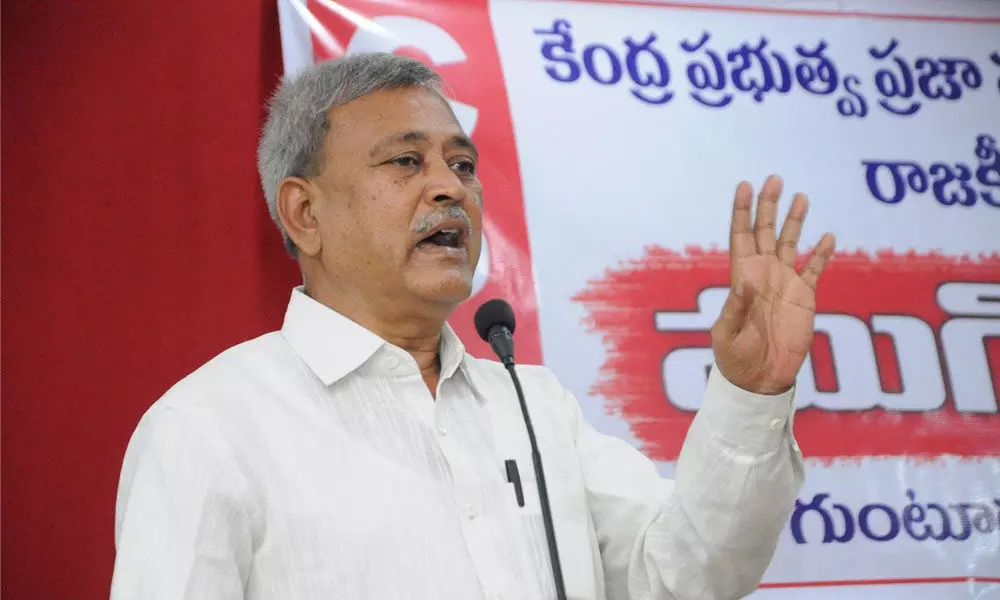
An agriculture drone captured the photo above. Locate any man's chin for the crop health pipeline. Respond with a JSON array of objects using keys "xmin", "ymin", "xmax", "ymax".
[{"xmin": 409, "ymin": 273, "xmax": 474, "ymax": 307}]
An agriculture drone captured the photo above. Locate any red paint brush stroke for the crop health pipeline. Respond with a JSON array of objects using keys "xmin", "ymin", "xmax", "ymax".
[{"xmin": 574, "ymin": 248, "xmax": 1000, "ymax": 461}]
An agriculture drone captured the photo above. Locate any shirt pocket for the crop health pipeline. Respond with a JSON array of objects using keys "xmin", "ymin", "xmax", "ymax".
[{"xmin": 512, "ymin": 459, "xmax": 600, "ymax": 599}]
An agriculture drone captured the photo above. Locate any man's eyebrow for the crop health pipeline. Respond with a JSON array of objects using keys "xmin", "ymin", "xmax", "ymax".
[
  {"xmin": 369, "ymin": 131, "xmax": 429, "ymax": 158},
  {"xmin": 368, "ymin": 131, "xmax": 479, "ymax": 160},
  {"xmin": 450, "ymin": 134, "xmax": 479, "ymax": 160}
]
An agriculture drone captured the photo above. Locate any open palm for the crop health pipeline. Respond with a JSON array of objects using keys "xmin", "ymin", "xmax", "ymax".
[{"xmin": 711, "ymin": 176, "xmax": 836, "ymax": 395}]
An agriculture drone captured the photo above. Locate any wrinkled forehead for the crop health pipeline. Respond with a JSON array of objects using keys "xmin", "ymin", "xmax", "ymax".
[{"xmin": 324, "ymin": 86, "xmax": 467, "ymax": 154}]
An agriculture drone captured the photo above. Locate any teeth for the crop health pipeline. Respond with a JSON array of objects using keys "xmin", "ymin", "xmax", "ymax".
[{"xmin": 440, "ymin": 228, "xmax": 460, "ymax": 234}]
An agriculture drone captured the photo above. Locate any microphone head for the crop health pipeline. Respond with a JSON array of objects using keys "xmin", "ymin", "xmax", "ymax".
[{"xmin": 474, "ymin": 298, "xmax": 516, "ymax": 342}]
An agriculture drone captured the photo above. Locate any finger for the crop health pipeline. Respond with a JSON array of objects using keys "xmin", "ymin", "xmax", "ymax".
[
  {"xmin": 754, "ymin": 175, "xmax": 783, "ymax": 257},
  {"xmin": 777, "ymin": 193, "xmax": 808, "ymax": 267},
  {"xmin": 714, "ymin": 278, "xmax": 755, "ymax": 339},
  {"xmin": 799, "ymin": 232, "xmax": 836, "ymax": 291},
  {"xmin": 729, "ymin": 181, "xmax": 755, "ymax": 284}
]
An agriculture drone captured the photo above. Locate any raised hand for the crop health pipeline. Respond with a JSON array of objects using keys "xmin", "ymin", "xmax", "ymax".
[{"xmin": 711, "ymin": 175, "xmax": 836, "ymax": 395}]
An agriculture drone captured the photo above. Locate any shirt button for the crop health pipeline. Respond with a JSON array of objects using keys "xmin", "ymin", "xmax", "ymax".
[
  {"xmin": 438, "ymin": 426, "xmax": 448, "ymax": 436},
  {"xmin": 383, "ymin": 356, "xmax": 399, "ymax": 370},
  {"xmin": 769, "ymin": 418, "xmax": 782, "ymax": 430},
  {"xmin": 465, "ymin": 505, "xmax": 477, "ymax": 519}
]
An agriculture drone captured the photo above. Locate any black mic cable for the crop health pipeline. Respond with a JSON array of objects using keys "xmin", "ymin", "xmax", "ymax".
[{"xmin": 474, "ymin": 299, "xmax": 567, "ymax": 600}]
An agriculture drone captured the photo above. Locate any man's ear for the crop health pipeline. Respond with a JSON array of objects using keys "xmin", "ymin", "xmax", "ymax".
[{"xmin": 276, "ymin": 177, "xmax": 322, "ymax": 257}]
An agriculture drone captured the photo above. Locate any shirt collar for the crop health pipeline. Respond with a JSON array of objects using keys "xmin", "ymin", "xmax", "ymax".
[
  {"xmin": 438, "ymin": 319, "xmax": 467, "ymax": 381},
  {"xmin": 280, "ymin": 286, "xmax": 468, "ymax": 386}
]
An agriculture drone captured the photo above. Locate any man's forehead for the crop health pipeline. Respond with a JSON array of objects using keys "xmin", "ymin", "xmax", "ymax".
[
  {"xmin": 327, "ymin": 87, "xmax": 455, "ymax": 127},
  {"xmin": 325, "ymin": 87, "xmax": 471, "ymax": 150}
]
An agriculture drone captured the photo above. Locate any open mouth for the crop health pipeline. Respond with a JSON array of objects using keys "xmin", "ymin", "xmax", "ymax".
[
  {"xmin": 416, "ymin": 220, "xmax": 469, "ymax": 250},
  {"xmin": 416, "ymin": 227, "xmax": 464, "ymax": 249}
]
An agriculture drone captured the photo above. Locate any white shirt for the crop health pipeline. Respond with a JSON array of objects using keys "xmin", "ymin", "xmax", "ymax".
[{"xmin": 111, "ymin": 287, "xmax": 804, "ymax": 600}]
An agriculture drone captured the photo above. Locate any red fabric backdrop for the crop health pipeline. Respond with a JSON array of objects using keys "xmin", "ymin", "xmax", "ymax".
[{"xmin": 2, "ymin": 2, "xmax": 293, "ymax": 597}]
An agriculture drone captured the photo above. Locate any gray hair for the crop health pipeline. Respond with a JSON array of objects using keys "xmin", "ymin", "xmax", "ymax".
[{"xmin": 257, "ymin": 53, "xmax": 446, "ymax": 257}]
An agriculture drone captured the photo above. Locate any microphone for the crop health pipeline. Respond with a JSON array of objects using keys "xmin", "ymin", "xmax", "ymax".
[
  {"xmin": 474, "ymin": 299, "xmax": 567, "ymax": 600},
  {"xmin": 473, "ymin": 298, "xmax": 517, "ymax": 366}
]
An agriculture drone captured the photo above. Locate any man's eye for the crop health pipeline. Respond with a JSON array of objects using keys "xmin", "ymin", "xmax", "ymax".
[
  {"xmin": 452, "ymin": 160, "xmax": 476, "ymax": 175},
  {"xmin": 391, "ymin": 156, "xmax": 421, "ymax": 168}
]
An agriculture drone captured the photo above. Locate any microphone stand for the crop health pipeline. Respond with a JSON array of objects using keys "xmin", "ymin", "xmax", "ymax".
[{"xmin": 502, "ymin": 360, "xmax": 567, "ymax": 600}]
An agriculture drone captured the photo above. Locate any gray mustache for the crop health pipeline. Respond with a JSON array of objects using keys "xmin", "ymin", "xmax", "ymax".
[{"xmin": 412, "ymin": 205, "xmax": 472, "ymax": 234}]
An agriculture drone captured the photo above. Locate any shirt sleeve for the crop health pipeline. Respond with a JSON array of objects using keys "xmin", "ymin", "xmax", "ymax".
[
  {"xmin": 568, "ymin": 363, "xmax": 804, "ymax": 600},
  {"xmin": 111, "ymin": 404, "xmax": 258, "ymax": 600}
]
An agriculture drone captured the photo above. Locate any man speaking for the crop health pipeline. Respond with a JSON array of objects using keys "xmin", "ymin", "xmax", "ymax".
[{"xmin": 111, "ymin": 53, "xmax": 835, "ymax": 600}]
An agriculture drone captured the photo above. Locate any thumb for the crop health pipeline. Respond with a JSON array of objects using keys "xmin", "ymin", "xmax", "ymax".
[{"xmin": 714, "ymin": 279, "xmax": 755, "ymax": 339}]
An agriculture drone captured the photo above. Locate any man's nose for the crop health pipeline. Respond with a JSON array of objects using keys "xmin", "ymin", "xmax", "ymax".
[{"xmin": 425, "ymin": 160, "xmax": 467, "ymax": 205}]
